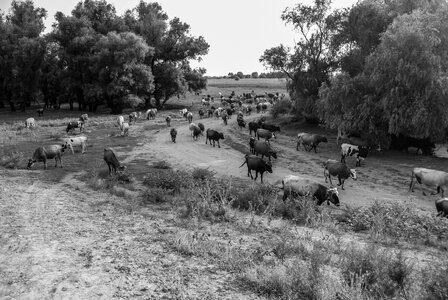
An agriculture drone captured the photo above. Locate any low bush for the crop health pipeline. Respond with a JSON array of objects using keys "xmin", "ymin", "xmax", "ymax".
[
  {"xmin": 270, "ymin": 98, "xmax": 293, "ymax": 118},
  {"xmin": 339, "ymin": 244, "xmax": 413, "ymax": 299},
  {"xmin": 422, "ymin": 261, "xmax": 448, "ymax": 299},
  {"xmin": 191, "ymin": 167, "xmax": 215, "ymax": 182},
  {"xmin": 232, "ymin": 183, "xmax": 278, "ymax": 213},
  {"xmin": 152, "ymin": 160, "xmax": 171, "ymax": 169},
  {"xmin": 143, "ymin": 169, "xmax": 191, "ymax": 194},
  {"xmin": 273, "ymin": 196, "xmax": 328, "ymax": 227},
  {"xmin": 142, "ymin": 188, "xmax": 167, "ymax": 204}
]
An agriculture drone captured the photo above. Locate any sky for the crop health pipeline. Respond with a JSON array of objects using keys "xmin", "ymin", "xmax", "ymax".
[{"xmin": 0, "ymin": 0, "xmax": 358, "ymax": 76}]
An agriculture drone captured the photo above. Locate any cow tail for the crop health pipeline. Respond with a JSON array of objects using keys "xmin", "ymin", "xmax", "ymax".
[
  {"xmin": 409, "ymin": 171, "xmax": 415, "ymax": 191},
  {"xmin": 239, "ymin": 160, "xmax": 247, "ymax": 168}
]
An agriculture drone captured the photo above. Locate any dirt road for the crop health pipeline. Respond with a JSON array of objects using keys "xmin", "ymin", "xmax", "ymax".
[{"xmin": 125, "ymin": 112, "xmax": 436, "ymax": 213}]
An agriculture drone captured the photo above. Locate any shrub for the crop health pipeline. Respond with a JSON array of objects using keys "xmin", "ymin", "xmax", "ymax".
[
  {"xmin": 339, "ymin": 244, "xmax": 413, "ymax": 299},
  {"xmin": 232, "ymin": 183, "xmax": 278, "ymax": 213},
  {"xmin": 270, "ymin": 98, "xmax": 292, "ymax": 118},
  {"xmin": 152, "ymin": 160, "xmax": 172, "ymax": 169},
  {"xmin": 0, "ymin": 151, "xmax": 24, "ymax": 169},
  {"xmin": 142, "ymin": 188, "xmax": 167, "ymax": 204},
  {"xmin": 273, "ymin": 195, "xmax": 328, "ymax": 227},
  {"xmin": 422, "ymin": 261, "xmax": 448, "ymax": 300},
  {"xmin": 143, "ymin": 169, "xmax": 191, "ymax": 194},
  {"xmin": 191, "ymin": 167, "xmax": 215, "ymax": 182}
]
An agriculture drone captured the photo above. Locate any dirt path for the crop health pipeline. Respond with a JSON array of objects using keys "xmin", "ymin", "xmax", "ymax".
[{"xmin": 124, "ymin": 112, "xmax": 436, "ymax": 213}]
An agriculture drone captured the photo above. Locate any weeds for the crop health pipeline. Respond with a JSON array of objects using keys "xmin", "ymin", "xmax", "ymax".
[{"xmin": 0, "ymin": 151, "xmax": 24, "ymax": 169}]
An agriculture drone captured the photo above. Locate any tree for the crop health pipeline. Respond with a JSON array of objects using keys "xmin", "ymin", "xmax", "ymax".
[
  {"xmin": 236, "ymin": 71, "xmax": 244, "ymax": 79},
  {"xmin": 124, "ymin": 2, "xmax": 209, "ymax": 107},
  {"xmin": 260, "ymin": 0, "xmax": 344, "ymax": 118},
  {"xmin": 251, "ymin": 72, "xmax": 259, "ymax": 78},
  {"xmin": 0, "ymin": 0, "xmax": 47, "ymax": 111},
  {"xmin": 183, "ymin": 66, "xmax": 207, "ymax": 94}
]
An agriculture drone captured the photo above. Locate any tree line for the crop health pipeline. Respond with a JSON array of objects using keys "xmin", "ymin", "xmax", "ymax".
[
  {"xmin": 0, "ymin": 0, "xmax": 209, "ymax": 114},
  {"xmin": 261, "ymin": 0, "xmax": 448, "ymax": 143}
]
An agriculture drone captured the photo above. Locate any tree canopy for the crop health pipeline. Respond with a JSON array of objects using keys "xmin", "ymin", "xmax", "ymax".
[{"xmin": 0, "ymin": 0, "xmax": 209, "ymax": 113}]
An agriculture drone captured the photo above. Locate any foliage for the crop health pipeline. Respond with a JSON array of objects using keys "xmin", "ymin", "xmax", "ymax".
[
  {"xmin": 340, "ymin": 245, "xmax": 413, "ymax": 299},
  {"xmin": 232, "ymin": 183, "xmax": 278, "ymax": 214},
  {"xmin": 422, "ymin": 261, "xmax": 448, "ymax": 300},
  {"xmin": 143, "ymin": 169, "xmax": 191, "ymax": 194},
  {"xmin": 270, "ymin": 98, "xmax": 292, "ymax": 118},
  {"xmin": 0, "ymin": 151, "xmax": 24, "ymax": 169}
]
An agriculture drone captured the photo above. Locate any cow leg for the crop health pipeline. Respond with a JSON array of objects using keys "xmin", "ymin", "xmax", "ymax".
[
  {"xmin": 296, "ymin": 141, "xmax": 300, "ymax": 151},
  {"xmin": 313, "ymin": 145, "xmax": 317, "ymax": 153},
  {"xmin": 44, "ymin": 158, "xmax": 47, "ymax": 170},
  {"xmin": 430, "ymin": 186, "xmax": 442, "ymax": 196},
  {"xmin": 260, "ymin": 172, "xmax": 264, "ymax": 183},
  {"xmin": 107, "ymin": 163, "xmax": 112, "ymax": 175},
  {"xmin": 217, "ymin": 140, "xmax": 220, "ymax": 148},
  {"xmin": 54, "ymin": 157, "xmax": 58, "ymax": 168}
]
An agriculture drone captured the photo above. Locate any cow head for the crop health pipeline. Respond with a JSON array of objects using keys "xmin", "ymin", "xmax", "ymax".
[
  {"xmin": 219, "ymin": 132, "xmax": 224, "ymax": 140},
  {"xmin": 270, "ymin": 151, "xmax": 278, "ymax": 159},
  {"xmin": 249, "ymin": 137, "xmax": 255, "ymax": 148},
  {"xmin": 265, "ymin": 161, "xmax": 273, "ymax": 173},
  {"xmin": 27, "ymin": 159, "xmax": 35, "ymax": 169},
  {"xmin": 350, "ymin": 169, "xmax": 357, "ymax": 180},
  {"xmin": 321, "ymin": 136, "xmax": 328, "ymax": 143},
  {"xmin": 326, "ymin": 187, "xmax": 340, "ymax": 206},
  {"xmin": 272, "ymin": 132, "xmax": 276, "ymax": 139},
  {"xmin": 62, "ymin": 142, "xmax": 74, "ymax": 154}
]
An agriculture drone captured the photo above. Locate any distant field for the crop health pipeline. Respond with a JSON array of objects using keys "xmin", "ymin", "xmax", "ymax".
[{"xmin": 205, "ymin": 78, "xmax": 288, "ymax": 98}]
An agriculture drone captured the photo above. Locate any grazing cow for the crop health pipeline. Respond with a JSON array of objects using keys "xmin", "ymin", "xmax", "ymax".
[
  {"xmin": 206, "ymin": 129, "xmax": 224, "ymax": 148},
  {"xmin": 249, "ymin": 137, "xmax": 256, "ymax": 154},
  {"xmin": 36, "ymin": 108, "xmax": 44, "ymax": 117},
  {"xmin": 66, "ymin": 121, "xmax": 82, "ymax": 134},
  {"xmin": 103, "ymin": 148, "xmax": 126, "ymax": 175},
  {"xmin": 296, "ymin": 133, "xmax": 328, "ymax": 153},
  {"xmin": 282, "ymin": 175, "xmax": 340, "ymax": 206},
  {"xmin": 147, "ymin": 109, "xmax": 156, "ymax": 120},
  {"xmin": 261, "ymin": 123, "xmax": 281, "ymax": 133},
  {"xmin": 187, "ymin": 112, "xmax": 193, "ymax": 124},
  {"xmin": 390, "ymin": 134, "xmax": 435, "ymax": 155},
  {"xmin": 261, "ymin": 102, "xmax": 269, "ymax": 113},
  {"xmin": 341, "ymin": 143, "xmax": 369, "ymax": 167},
  {"xmin": 165, "ymin": 116, "xmax": 171, "ymax": 127},
  {"xmin": 256, "ymin": 128, "xmax": 275, "ymax": 143},
  {"xmin": 409, "ymin": 167, "xmax": 448, "ymax": 197},
  {"xmin": 324, "ymin": 159, "xmax": 357, "ymax": 190},
  {"xmin": 27, "ymin": 143, "xmax": 72, "ymax": 170},
  {"xmin": 58, "ymin": 136, "xmax": 87, "ymax": 154},
  {"xmin": 435, "ymin": 198, "xmax": 448, "ymax": 217},
  {"xmin": 239, "ymin": 154, "xmax": 273, "ymax": 183},
  {"xmin": 197, "ymin": 123, "xmax": 205, "ymax": 135},
  {"xmin": 192, "ymin": 125, "xmax": 202, "ymax": 141},
  {"xmin": 121, "ymin": 122, "xmax": 130, "ymax": 136},
  {"xmin": 253, "ymin": 140, "xmax": 277, "ymax": 162},
  {"xmin": 170, "ymin": 128, "xmax": 177, "ymax": 143},
  {"xmin": 248, "ymin": 121, "xmax": 260, "ymax": 136},
  {"xmin": 256, "ymin": 103, "xmax": 262, "ymax": 113},
  {"xmin": 207, "ymin": 109, "xmax": 213, "ymax": 118},
  {"xmin": 237, "ymin": 116, "xmax": 246, "ymax": 130},
  {"xmin": 25, "ymin": 117, "xmax": 36, "ymax": 129},
  {"xmin": 129, "ymin": 112, "xmax": 138, "ymax": 124}
]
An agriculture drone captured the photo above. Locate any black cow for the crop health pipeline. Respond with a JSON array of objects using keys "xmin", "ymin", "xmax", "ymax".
[
  {"xmin": 390, "ymin": 134, "xmax": 435, "ymax": 155},
  {"xmin": 248, "ymin": 121, "xmax": 260, "ymax": 136},
  {"xmin": 261, "ymin": 123, "xmax": 281, "ymax": 133},
  {"xmin": 206, "ymin": 129, "xmax": 224, "ymax": 148},
  {"xmin": 66, "ymin": 121, "xmax": 81, "ymax": 133},
  {"xmin": 239, "ymin": 154, "xmax": 273, "ymax": 183}
]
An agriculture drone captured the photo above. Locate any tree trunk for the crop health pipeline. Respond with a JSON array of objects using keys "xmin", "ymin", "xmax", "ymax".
[
  {"xmin": 69, "ymin": 98, "xmax": 73, "ymax": 110},
  {"xmin": 8, "ymin": 100, "xmax": 16, "ymax": 112}
]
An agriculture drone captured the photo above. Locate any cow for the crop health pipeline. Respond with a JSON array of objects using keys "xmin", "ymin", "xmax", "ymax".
[
  {"xmin": 341, "ymin": 143, "xmax": 369, "ymax": 167},
  {"xmin": 261, "ymin": 123, "xmax": 280, "ymax": 133},
  {"xmin": 66, "ymin": 121, "xmax": 82, "ymax": 134},
  {"xmin": 79, "ymin": 114, "xmax": 88, "ymax": 131},
  {"xmin": 237, "ymin": 116, "xmax": 246, "ymax": 130},
  {"xmin": 198, "ymin": 108, "xmax": 205, "ymax": 119},
  {"xmin": 179, "ymin": 108, "xmax": 188, "ymax": 118},
  {"xmin": 103, "ymin": 148, "xmax": 126, "ymax": 175},
  {"xmin": 25, "ymin": 118, "xmax": 36, "ymax": 129},
  {"xmin": 27, "ymin": 143, "xmax": 73, "ymax": 170},
  {"xmin": 409, "ymin": 167, "xmax": 448, "ymax": 197},
  {"xmin": 239, "ymin": 154, "xmax": 273, "ymax": 183},
  {"xmin": 206, "ymin": 129, "xmax": 224, "ymax": 148},
  {"xmin": 222, "ymin": 113, "xmax": 228, "ymax": 125},
  {"xmin": 248, "ymin": 121, "xmax": 260, "ymax": 136},
  {"xmin": 197, "ymin": 123, "xmax": 205, "ymax": 135},
  {"xmin": 117, "ymin": 116, "xmax": 124, "ymax": 128},
  {"xmin": 296, "ymin": 133, "xmax": 328, "ymax": 153},
  {"xmin": 256, "ymin": 128, "xmax": 275, "ymax": 144},
  {"xmin": 249, "ymin": 137, "xmax": 256, "ymax": 154},
  {"xmin": 324, "ymin": 159, "xmax": 357, "ymax": 190},
  {"xmin": 187, "ymin": 112, "xmax": 193, "ymax": 124},
  {"xmin": 282, "ymin": 175, "xmax": 340, "ymax": 206},
  {"xmin": 58, "ymin": 136, "xmax": 87, "ymax": 154},
  {"xmin": 170, "ymin": 128, "xmax": 177, "ymax": 143},
  {"xmin": 121, "ymin": 122, "xmax": 130, "ymax": 136},
  {"xmin": 390, "ymin": 134, "xmax": 435, "ymax": 155},
  {"xmin": 36, "ymin": 108, "xmax": 44, "ymax": 117},
  {"xmin": 146, "ymin": 109, "xmax": 156, "ymax": 120},
  {"xmin": 165, "ymin": 116, "xmax": 171, "ymax": 127},
  {"xmin": 129, "ymin": 112, "xmax": 138, "ymax": 124},
  {"xmin": 435, "ymin": 198, "xmax": 448, "ymax": 217},
  {"xmin": 253, "ymin": 140, "xmax": 277, "ymax": 162}
]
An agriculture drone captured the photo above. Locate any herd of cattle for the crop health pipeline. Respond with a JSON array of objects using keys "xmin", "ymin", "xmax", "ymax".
[{"xmin": 18, "ymin": 92, "xmax": 448, "ymax": 217}]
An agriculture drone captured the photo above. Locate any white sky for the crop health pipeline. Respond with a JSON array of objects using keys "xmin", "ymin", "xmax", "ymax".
[{"xmin": 0, "ymin": 0, "xmax": 358, "ymax": 76}]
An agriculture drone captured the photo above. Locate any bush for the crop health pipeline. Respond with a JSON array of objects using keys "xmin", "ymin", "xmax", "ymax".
[
  {"xmin": 152, "ymin": 160, "xmax": 172, "ymax": 169},
  {"xmin": 273, "ymin": 196, "xmax": 327, "ymax": 227},
  {"xmin": 142, "ymin": 188, "xmax": 167, "ymax": 204},
  {"xmin": 270, "ymin": 98, "xmax": 292, "ymax": 118},
  {"xmin": 0, "ymin": 151, "xmax": 24, "ymax": 169},
  {"xmin": 191, "ymin": 167, "xmax": 215, "ymax": 182},
  {"xmin": 232, "ymin": 183, "xmax": 278, "ymax": 213},
  {"xmin": 423, "ymin": 262, "xmax": 448, "ymax": 299},
  {"xmin": 143, "ymin": 169, "xmax": 191, "ymax": 194},
  {"xmin": 339, "ymin": 244, "xmax": 413, "ymax": 299}
]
